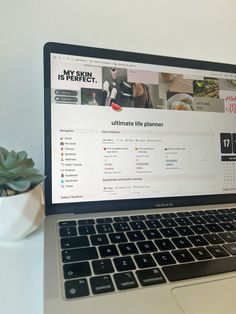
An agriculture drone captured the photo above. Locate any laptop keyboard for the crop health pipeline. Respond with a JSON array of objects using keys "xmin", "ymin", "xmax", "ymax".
[{"xmin": 59, "ymin": 208, "xmax": 236, "ymax": 299}]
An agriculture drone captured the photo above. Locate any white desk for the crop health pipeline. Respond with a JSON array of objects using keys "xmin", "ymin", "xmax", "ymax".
[{"xmin": 0, "ymin": 226, "xmax": 43, "ymax": 314}]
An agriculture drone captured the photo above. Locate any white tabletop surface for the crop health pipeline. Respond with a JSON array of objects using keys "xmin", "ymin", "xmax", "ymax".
[{"xmin": 0, "ymin": 225, "xmax": 43, "ymax": 314}]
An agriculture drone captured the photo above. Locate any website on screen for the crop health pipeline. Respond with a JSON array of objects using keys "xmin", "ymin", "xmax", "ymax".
[{"xmin": 50, "ymin": 53, "xmax": 236, "ymax": 203}]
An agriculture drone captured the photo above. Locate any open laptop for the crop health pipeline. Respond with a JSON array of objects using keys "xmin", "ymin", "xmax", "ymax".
[{"xmin": 43, "ymin": 42, "xmax": 236, "ymax": 314}]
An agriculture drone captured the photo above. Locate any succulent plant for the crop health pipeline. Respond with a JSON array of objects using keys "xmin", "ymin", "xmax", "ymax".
[{"xmin": 0, "ymin": 147, "xmax": 45, "ymax": 197}]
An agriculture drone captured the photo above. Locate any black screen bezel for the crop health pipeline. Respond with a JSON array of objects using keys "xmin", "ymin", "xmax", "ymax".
[{"xmin": 44, "ymin": 42, "xmax": 236, "ymax": 215}]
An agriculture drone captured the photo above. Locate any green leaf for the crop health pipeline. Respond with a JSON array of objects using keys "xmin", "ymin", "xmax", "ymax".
[
  {"xmin": 0, "ymin": 177, "xmax": 10, "ymax": 185},
  {"xmin": 0, "ymin": 177, "xmax": 8, "ymax": 185},
  {"xmin": 7, "ymin": 180, "xmax": 31, "ymax": 192},
  {"xmin": 0, "ymin": 169, "xmax": 8, "ymax": 176},
  {"xmin": 17, "ymin": 151, "xmax": 27, "ymax": 161},
  {"xmin": 18, "ymin": 158, "xmax": 35, "ymax": 168},
  {"xmin": 0, "ymin": 148, "xmax": 8, "ymax": 168},
  {"xmin": 0, "ymin": 147, "xmax": 9, "ymax": 159},
  {"xmin": 9, "ymin": 166, "xmax": 39, "ymax": 176},
  {"xmin": 5, "ymin": 150, "xmax": 17, "ymax": 169},
  {"xmin": 23, "ymin": 174, "xmax": 46, "ymax": 183}
]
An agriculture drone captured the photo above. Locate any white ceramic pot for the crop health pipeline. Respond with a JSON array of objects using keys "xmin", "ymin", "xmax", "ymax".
[{"xmin": 0, "ymin": 184, "xmax": 44, "ymax": 242}]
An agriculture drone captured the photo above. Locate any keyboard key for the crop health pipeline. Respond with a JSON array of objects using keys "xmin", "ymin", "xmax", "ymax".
[
  {"xmin": 203, "ymin": 215, "xmax": 220, "ymax": 223},
  {"xmin": 155, "ymin": 239, "xmax": 175, "ymax": 251},
  {"xmin": 172, "ymin": 249, "xmax": 194, "ymax": 263},
  {"xmin": 136, "ymin": 268, "xmax": 166, "ymax": 286},
  {"xmin": 118, "ymin": 243, "xmax": 139, "ymax": 255},
  {"xmin": 78, "ymin": 225, "xmax": 96, "ymax": 235},
  {"xmin": 126, "ymin": 231, "xmax": 145, "ymax": 242},
  {"xmin": 77, "ymin": 219, "xmax": 95, "ymax": 225},
  {"xmin": 145, "ymin": 220, "xmax": 162, "ymax": 229},
  {"xmin": 207, "ymin": 245, "xmax": 229, "ymax": 258},
  {"xmin": 188, "ymin": 235, "xmax": 209, "ymax": 247},
  {"xmin": 229, "ymin": 213, "xmax": 236, "ymax": 220},
  {"xmin": 143, "ymin": 229, "xmax": 162, "ymax": 240},
  {"xmin": 176, "ymin": 212, "xmax": 192, "ymax": 217},
  {"xmin": 109, "ymin": 232, "xmax": 128, "ymax": 244},
  {"xmin": 171, "ymin": 237, "xmax": 192, "ymax": 249},
  {"xmin": 160, "ymin": 228, "xmax": 178, "ymax": 238},
  {"xmin": 59, "ymin": 220, "xmax": 76, "ymax": 227},
  {"xmin": 205, "ymin": 210, "xmax": 218, "ymax": 215},
  {"xmin": 175, "ymin": 226, "xmax": 194, "ymax": 236},
  {"xmin": 92, "ymin": 259, "xmax": 114, "ymax": 275},
  {"xmin": 63, "ymin": 261, "xmax": 91, "ymax": 279},
  {"xmin": 217, "ymin": 209, "xmax": 231, "ymax": 214},
  {"xmin": 189, "ymin": 216, "xmax": 207, "ymax": 225},
  {"xmin": 219, "ymin": 223, "xmax": 236, "ymax": 231},
  {"xmin": 160, "ymin": 219, "xmax": 178, "ymax": 228},
  {"xmin": 190, "ymin": 210, "xmax": 205, "ymax": 216},
  {"xmin": 189, "ymin": 247, "xmax": 213, "ymax": 261},
  {"xmin": 146, "ymin": 214, "xmax": 162, "ymax": 220},
  {"xmin": 99, "ymin": 245, "xmax": 119, "ymax": 257},
  {"xmin": 96, "ymin": 218, "xmax": 113, "ymax": 224},
  {"xmin": 215, "ymin": 214, "xmax": 233, "ymax": 222},
  {"xmin": 130, "ymin": 215, "xmax": 146, "ymax": 221},
  {"xmin": 130, "ymin": 221, "xmax": 147, "ymax": 231},
  {"xmin": 62, "ymin": 247, "xmax": 98, "ymax": 263},
  {"xmin": 175, "ymin": 217, "xmax": 192, "ymax": 226},
  {"xmin": 90, "ymin": 275, "xmax": 114, "ymax": 294},
  {"xmin": 61, "ymin": 236, "xmax": 89, "ymax": 249},
  {"xmin": 153, "ymin": 252, "xmax": 176, "ymax": 266},
  {"xmin": 113, "ymin": 216, "xmax": 130, "ymax": 222},
  {"xmin": 204, "ymin": 233, "xmax": 224, "ymax": 245},
  {"xmin": 60, "ymin": 227, "xmax": 77, "ymax": 237},
  {"xmin": 96, "ymin": 224, "xmax": 114, "ymax": 234},
  {"xmin": 161, "ymin": 213, "xmax": 177, "ymax": 219},
  {"xmin": 113, "ymin": 256, "xmax": 136, "ymax": 271},
  {"xmin": 113, "ymin": 222, "xmax": 131, "ymax": 232},
  {"xmin": 190, "ymin": 225, "xmax": 209, "ymax": 235},
  {"xmin": 205, "ymin": 223, "xmax": 224, "ymax": 233},
  {"xmin": 90, "ymin": 234, "xmax": 109, "ymax": 246},
  {"xmin": 114, "ymin": 272, "xmax": 138, "ymax": 290},
  {"xmin": 65, "ymin": 278, "xmax": 89, "ymax": 299},
  {"xmin": 134, "ymin": 254, "xmax": 156, "ymax": 269},
  {"xmin": 137, "ymin": 241, "xmax": 157, "ymax": 253},
  {"xmin": 163, "ymin": 257, "xmax": 236, "ymax": 282},
  {"xmin": 223, "ymin": 243, "xmax": 236, "ymax": 255},
  {"xmin": 219, "ymin": 232, "xmax": 236, "ymax": 243}
]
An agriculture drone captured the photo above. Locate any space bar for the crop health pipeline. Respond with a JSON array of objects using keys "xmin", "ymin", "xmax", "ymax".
[{"xmin": 162, "ymin": 257, "xmax": 236, "ymax": 282}]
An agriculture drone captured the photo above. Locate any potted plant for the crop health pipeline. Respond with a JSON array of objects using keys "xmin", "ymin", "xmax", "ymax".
[{"xmin": 0, "ymin": 147, "xmax": 45, "ymax": 241}]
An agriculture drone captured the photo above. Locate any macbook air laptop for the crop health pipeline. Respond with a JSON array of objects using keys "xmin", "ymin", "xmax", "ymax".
[{"xmin": 44, "ymin": 42, "xmax": 236, "ymax": 314}]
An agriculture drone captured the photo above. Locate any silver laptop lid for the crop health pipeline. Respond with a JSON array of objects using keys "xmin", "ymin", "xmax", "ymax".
[{"xmin": 44, "ymin": 42, "xmax": 236, "ymax": 215}]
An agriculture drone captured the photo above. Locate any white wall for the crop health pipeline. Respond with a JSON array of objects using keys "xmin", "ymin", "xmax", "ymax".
[{"xmin": 1, "ymin": 0, "xmax": 236, "ymax": 172}]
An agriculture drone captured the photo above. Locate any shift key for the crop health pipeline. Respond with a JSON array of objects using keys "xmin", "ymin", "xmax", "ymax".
[{"xmin": 62, "ymin": 247, "xmax": 98, "ymax": 263}]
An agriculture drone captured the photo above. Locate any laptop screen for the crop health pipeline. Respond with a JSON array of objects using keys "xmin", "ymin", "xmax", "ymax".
[{"xmin": 44, "ymin": 43, "xmax": 236, "ymax": 214}]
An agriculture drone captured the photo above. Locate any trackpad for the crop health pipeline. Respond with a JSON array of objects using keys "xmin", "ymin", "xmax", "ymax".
[{"xmin": 172, "ymin": 277, "xmax": 236, "ymax": 314}]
